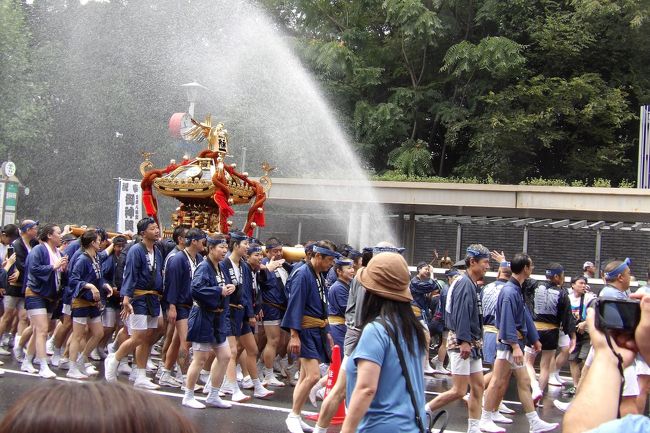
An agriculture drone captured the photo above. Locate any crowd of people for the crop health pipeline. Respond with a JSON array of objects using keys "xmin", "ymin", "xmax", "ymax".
[{"xmin": 0, "ymin": 217, "xmax": 649, "ymax": 433}]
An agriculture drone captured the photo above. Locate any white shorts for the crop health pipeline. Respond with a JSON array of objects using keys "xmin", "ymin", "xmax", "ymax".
[
  {"xmin": 3, "ymin": 296, "xmax": 24, "ymax": 310},
  {"xmin": 496, "ymin": 349, "xmax": 525, "ymax": 369},
  {"xmin": 524, "ymin": 346, "xmax": 536, "ymax": 355},
  {"xmin": 636, "ymin": 354, "xmax": 650, "ymax": 376},
  {"xmin": 73, "ymin": 316, "xmax": 102, "ymax": 325},
  {"xmin": 623, "ymin": 363, "xmax": 639, "ymax": 396},
  {"xmin": 558, "ymin": 331, "xmax": 570, "ymax": 348},
  {"xmin": 129, "ymin": 314, "xmax": 159, "ymax": 331},
  {"xmin": 26, "ymin": 308, "xmax": 52, "ymax": 320},
  {"xmin": 62, "ymin": 303, "xmax": 71, "ymax": 316},
  {"xmin": 192, "ymin": 341, "xmax": 228, "ymax": 352},
  {"xmin": 449, "ymin": 351, "xmax": 483, "ymax": 376},
  {"xmin": 102, "ymin": 307, "xmax": 120, "ymax": 328},
  {"xmin": 263, "ymin": 319, "xmax": 281, "ymax": 326}
]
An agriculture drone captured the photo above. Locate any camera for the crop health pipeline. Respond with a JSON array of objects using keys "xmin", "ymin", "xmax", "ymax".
[
  {"xmin": 593, "ymin": 297, "xmax": 641, "ymax": 334},
  {"xmin": 6, "ymin": 246, "xmax": 14, "ymax": 258}
]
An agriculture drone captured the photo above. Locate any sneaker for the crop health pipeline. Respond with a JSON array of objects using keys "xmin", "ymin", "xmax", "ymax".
[
  {"xmin": 253, "ymin": 383, "xmax": 274, "ymax": 399},
  {"xmin": 299, "ymin": 419, "xmax": 314, "ymax": 433},
  {"xmin": 205, "ymin": 393, "xmax": 232, "ymax": 408},
  {"xmin": 67, "ymin": 366, "xmax": 89, "ymax": 380},
  {"xmin": 263, "ymin": 372, "xmax": 285, "ymax": 387},
  {"xmin": 146, "ymin": 358, "xmax": 157, "ymax": 372},
  {"xmin": 279, "ymin": 357, "xmax": 290, "ymax": 378},
  {"xmin": 155, "ymin": 366, "xmax": 165, "ymax": 379},
  {"xmin": 462, "ymin": 393, "xmax": 470, "ymax": 403},
  {"xmin": 107, "ymin": 343, "xmax": 117, "ymax": 354},
  {"xmin": 241, "ymin": 375, "xmax": 254, "ymax": 390},
  {"xmin": 39, "ymin": 364, "xmax": 57, "ymax": 379},
  {"xmin": 423, "ymin": 361, "xmax": 435, "ymax": 375},
  {"xmin": 182, "ymin": 396, "xmax": 206, "ymax": 409},
  {"xmin": 553, "ymin": 399, "xmax": 571, "ymax": 412},
  {"xmin": 433, "ymin": 362, "xmax": 451, "ymax": 375},
  {"xmin": 529, "ymin": 417, "xmax": 559, "ymax": 433},
  {"xmin": 548, "ymin": 373, "xmax": 563, "ymax": 387},
  {"xmin": 199, "ymin": 370, "xmax": 210, "ymax": 384},
  {"xmin": 286, "ymin": 414, "xmax": 304, "ymax": 433},
  {"xmin": 134, "ymin": 376, "xmax": 161, "ymax": 390},
  {"xmin": 235, "ymin": 365, "xmax": 243, "ymax": 382},
  {"xmin": 150, "ymin": 345, "xmax": 161, "ymax": 356},
  {"xmin": 492, "ymin": 411, "xmax": 513, "ymax": 424},
  {"xmin": 532, "ymin": 388, "xmax": 543, "ymax": 406},
  {"xmin": 13, "ymin": 346, "xmax": 25, "ymax": 362},
  {"xmin": 220, "ymin": 379, "xmax": 234, "ymax": 395},
  {"xmin": 498, "ymin": 402, "xmax": 515, "ymax": 415},
  {"xmin": 45, "ymin": 338, "xmax": 54, "ymax": 356},
  {"xmin": 0, "ymin": 347, "xmax": 10, "ymax": 356},
  {"xmin": 203, "ymin": 382, "xmax": 213, "ymax": 395},
  {"xmin": 104, "ymin": 354, "xmax": 119, "ymax": 383},
  {"xmin": 89, "ymin": 348, "xmax": 102, "ymax": 361},
  {"xmin": 274, "ymin": 356, "xmax": 284, "ymax": 376},
  {"xmin": 159, "ymin": 371, "xmax": 182, "ymax": 388},
  {"xmin": 83, "ymin": 363, "xmax": 99, "ymax": 376},
  {"xmin": 51, "ymin": 352, "xmax": 61, "ymax": 367},
  {"xmin": 21, "ymin": 359, "xmax": 38, "ymax": 374},
  {"xmin": 479, "ymin": 415, "xmax": 506, "ymax": 433},
  {"xmin": 118, "ymin": 361, "xmax": 132, "ymax": 375},
  {"xmin": 561, "ymin": 386, "xmax": 576, "ymax": 397},
  {"xmin": 58, "ymin": 358, "xmax": 71, "ymax": 370},
  {"xmin": 231, "ymin": 388, "xmax": 251, "ymax": 403}
]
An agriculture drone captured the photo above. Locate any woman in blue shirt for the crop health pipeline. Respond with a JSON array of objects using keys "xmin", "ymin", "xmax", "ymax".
[{"xmin": 342, "ymin": 252, "xmax": 427, "ymax": 433}]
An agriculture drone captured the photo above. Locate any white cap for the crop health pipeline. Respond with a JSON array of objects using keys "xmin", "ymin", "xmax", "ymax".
[{"xmin": 583, "ymin": 261, "xmax": 595, "ymax": 270}]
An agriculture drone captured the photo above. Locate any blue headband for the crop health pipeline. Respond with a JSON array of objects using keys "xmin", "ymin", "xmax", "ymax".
[
  {"xmin": 347, "ymin": 249, "xmax": 362, "ymax": 259},
  {"xmin": 185, "ymin": 231, "xmax": 207, "ymax": 242},
  {"xmin": 247, "ymin": 245, "xmax": 263, "ymax": 255},
  {"xmin": 445, "ymin": 269, "xmax": 460, "ymax": 277},
  {"xmin": 20, "ymin": 221, "xmax": 39, "ymax": 232},
  {"xmin": 372, "ymin": 246, "xmax": 405, "ymax": 255},
  {"xmin": 362, "ymin": 247, "xmax": 373, "ymax": 254},
  {"xmin": 229, "ymin": 232, "xmax": 249, "ymax": 242},
  {"xmin": 545, "ymin": 267, "xmax": 564, "ymax": 278},
  {"xmin": 335, "ymin": 258, "xmax": 353, "ymax": 267},
  {"xmin": 604, "ymin": 258, "xmax": 631, "ymax": 280},
  {"xmin": 207, "ymin": 237, "xmax": 227, "ymax": 246},
  {"xmin": 313, "ymin": 246, "xmax": 340, "ymax": 258},
  {"xmin": 304, "ymin": 243, "xmax": 316, "ymax": 254},
  {"xmin": 466, "ymin": 247, "xmax": 489, "ymax": 259},
  {"xmin": 266, "ymin": 241, "xmax": 283, "ymax": 250}
]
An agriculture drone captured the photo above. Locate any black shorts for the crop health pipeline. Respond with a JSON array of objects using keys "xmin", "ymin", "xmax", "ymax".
[{"xmin": 538, "ymin": 329, "xmax": 560, "ymax": 351}]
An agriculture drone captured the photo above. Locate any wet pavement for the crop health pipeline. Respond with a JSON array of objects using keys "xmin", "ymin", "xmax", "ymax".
[{"xmin": 0, "ymin": 356, "xmax": 568, "ymax": 433}]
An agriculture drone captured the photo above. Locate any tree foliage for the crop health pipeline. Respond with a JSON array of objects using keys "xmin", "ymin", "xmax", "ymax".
[{"xmin": 262, "ymin": 0, "xmax": 650, "ymax": 185}]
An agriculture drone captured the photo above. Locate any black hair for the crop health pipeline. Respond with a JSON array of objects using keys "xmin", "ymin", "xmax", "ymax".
[
  {"xmin": 511, "ymin": 253, "xmax": 532, "ymax": 274},
  {"xmin": 361, "ymin": 250, "xmax": 373, "ymax": 267},
  {"xmin": 183, "ymin": 228, "xmax": 204, "ymax": 247},
  {"xmin": 337, "ymin": 243, "xmax": 353, "ymax": 257},
  {"xmin": 81, "ymin": 229, "xmax": 99, "ymax": 249},
  {"xmin": 38, "ymin": 224, "xmax": 59, "ymax": 243},
  {"xmin": 172, "ymin": 225, "xmax": 188, "ymax": 245},
  {"xmin": 228, "ymin": 231, "xmax": 248, "ymax": 251},
  {"xmin": 2, "ymin": 224, "xmax": 19, "ymax": 240},
  {"xmin": 416, "ymin": 262, "xmax": 428, "ymax": 272},
  {"xmin": 265, "ymin": 237, "xmax": 282, "ymax": 246},
  {"xmin": 360, "ymin": 292, "xmax": 426, "ymax": 356},
  {"xmin": 207, "ymin": 233, "xmax": 227, "ymax": 250},
  {"xmin": 137, "ymin": 217, "xmax": 156, "ymax": 235},
  {"xmin": 314, "ymin": 239, "xmax": 337, "ymax": 256}
]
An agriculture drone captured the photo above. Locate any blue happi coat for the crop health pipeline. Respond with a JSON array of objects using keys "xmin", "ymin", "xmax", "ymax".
[
  {"xmin": 163, "ymin": 251, "xmax": 196, "ymax": 308},
  {"xmin": 187, "ymin": 259, "xmax": 230, "ymax": 344},
  {"xmin": 495, "ymin": 278, "xmax": 539, "ymax": 351},
  {"xmin": 25, "ymin": 244, "xmax": 59, "ymax": 300},
  {"xmin": 69, "ymin": 252, "xmax": 107, "ymax": 303}
]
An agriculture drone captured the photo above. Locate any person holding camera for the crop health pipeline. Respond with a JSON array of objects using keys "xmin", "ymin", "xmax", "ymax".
[{"xmin": 563, "ymin": 281, "xmax": 650, "ymax": 432}]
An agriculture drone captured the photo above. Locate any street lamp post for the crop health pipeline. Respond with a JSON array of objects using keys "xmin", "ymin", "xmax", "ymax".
[{"xmin": 181, "ymin": 81, "xmax": 208, "ymax": 118}]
